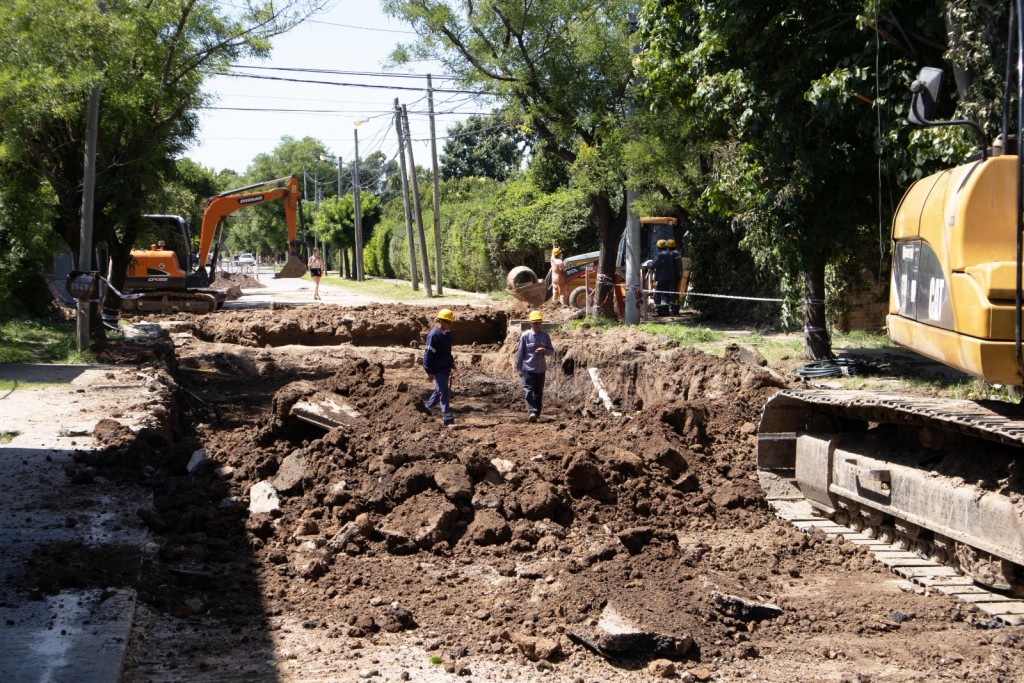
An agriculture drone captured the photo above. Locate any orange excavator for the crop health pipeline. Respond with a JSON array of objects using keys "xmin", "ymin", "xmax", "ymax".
[{"xmin": 120, "ymin": 175, "xmax": 307, "ymax": 314}]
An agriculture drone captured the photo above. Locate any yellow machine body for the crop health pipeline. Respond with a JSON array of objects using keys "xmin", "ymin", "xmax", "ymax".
[{"xmin": 887, "ymin": 154, "xmax": 1024, "ymax": 384}]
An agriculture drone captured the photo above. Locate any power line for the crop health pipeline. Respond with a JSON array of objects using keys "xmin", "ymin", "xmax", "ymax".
[
  {"xmin": 212, "ymin": 70, "xmax": 489, "ymax": 95},
  {"xmin": 201, "ymin": 106, "xmax": 494, "ymax": 115},
  {"xmin": 229, "ymin": 65, "xmax": 459, "ymax": 81}
]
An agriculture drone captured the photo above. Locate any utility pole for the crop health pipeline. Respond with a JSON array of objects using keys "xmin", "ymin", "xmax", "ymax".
[
  {"xmin": 77, "ymin": 83, "xmax": 101, "ymax": 352},
  {"xmin": 352, "ymin": 128, "xmax": 364, "ymax": 281},
  {"xmin": 402, "ymin": 105, "xmax": 433, "ymax": 297},
  {"xmin": 427, "ymin": 75, "xmax": 444, "ymax": 295},
  {"xmin": 394, "ymin": 100, "xmax": 418, "ymax": 290},
  {"xmin": 623, "ymin": 12, "xmax": 643, "ymax": 325}
]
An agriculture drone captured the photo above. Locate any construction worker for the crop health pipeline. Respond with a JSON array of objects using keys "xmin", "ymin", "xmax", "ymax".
[
  {"xmin": 424, "ymin": 309, "xmax": 457, "ymax": 427},
  {"xmin": 550, "ymin": 243, "xmax": 567, "ymax": 306},
  {"xmin": 667, "ymin": 239, "xmax": 683, "ymax": 315},
  {"xmin": 516, "ymin": 310, "xmax": 554, "ymax": 423},
  {"xmin": 652, "ymin": 239, "xmax": 676, "ymax": 317}
]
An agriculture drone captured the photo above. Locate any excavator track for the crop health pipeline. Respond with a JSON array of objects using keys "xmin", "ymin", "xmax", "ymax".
[
  {"xmin": 121, "ymin": 291, "xmax": 220, "ymax": 314},
  {"xmin": 758, "ymin": 389, "xmax": 1024, "ymax": 624}
]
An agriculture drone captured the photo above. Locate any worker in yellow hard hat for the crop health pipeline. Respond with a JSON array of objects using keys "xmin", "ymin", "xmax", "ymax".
[
  {"xmin": 516, "ymin": 310, "xmax": 554, "ymax": 423},
  {"xmin": 550, "ymin": 241, "xmax": 567, "ymax": 306},
  {"xmin": 423, "ymin": 309, "xmax": 457, "ymax": 427},
  {"xmin": 667, "ymin": 239, "xmax": 682, "ymax": 315}
]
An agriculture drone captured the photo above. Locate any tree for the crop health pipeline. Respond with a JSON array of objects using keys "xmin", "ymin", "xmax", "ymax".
[
  {"xmin": 0, "ymin": 0, "xmax": 327, "ymax": 322},
  {"xmin": 384, "ymin": 0, "xmax": 636, "ymax": 315},
  {"xmin": 312, "ymin": 194, "xmax": 382, "ymax": 277},
  {"xmin": 440, "ymin": 113, "xmax": 526, "ymax": 181},
  {"xmin": 636, "ymin": 0, "xmax": 949, "ymax": 358}
]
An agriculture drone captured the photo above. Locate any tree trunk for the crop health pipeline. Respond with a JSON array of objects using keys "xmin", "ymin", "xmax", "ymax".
[
  {"xmin": 343, "ymin": 247, "xmax": 351, "ymax": 279},
  {"xmin": 592, "ymin": 192, "xmax": 625, "ymax": 318},
  {"xmin": 803, "ymin": 255, "xmax": 833, "ymax": 360}
]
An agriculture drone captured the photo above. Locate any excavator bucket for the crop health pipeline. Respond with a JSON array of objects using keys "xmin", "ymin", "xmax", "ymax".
[{"xmin": 276, "ymin": 242, "xmax": 307, "ymax": 279}]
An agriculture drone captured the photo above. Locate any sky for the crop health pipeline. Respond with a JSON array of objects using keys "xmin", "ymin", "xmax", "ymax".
[{"xmin": 185, "ymin": 1, "xmax": 486, "ymax": 176}]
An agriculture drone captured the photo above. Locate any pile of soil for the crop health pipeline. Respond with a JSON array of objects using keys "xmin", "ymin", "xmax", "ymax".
[{"xmin": 24, "ymin": 305, "xmax": 1023, "ymax": 682}]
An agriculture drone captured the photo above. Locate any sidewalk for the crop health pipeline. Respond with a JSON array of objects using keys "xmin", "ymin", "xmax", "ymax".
[
  {"xmin": 0, "ymin": 364, "xmax": 171, "ymax": 682},
  {"xmin": 224, "ymin": 267, "xmax": 494, "ymax": 309}
]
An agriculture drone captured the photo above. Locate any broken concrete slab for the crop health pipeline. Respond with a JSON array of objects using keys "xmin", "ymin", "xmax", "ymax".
[
  {"xmin": 712, "ymin": 592, "xmax": 783, "ymax": 622},
  {"xmin": 272, "ymin": 450, "xmax": 308, "ymax": 495},
  {"xmin": 594, "ymin": 603, "xmax": 693, "ymax": 659},
  {"xmin": 248, "ymin": 480, "xmax": 281, "ymax": 514},
  {"xmin": 187, "ymin": 448, "xmax": 211, "ymax": 476},
  {"xmin": 290, "ymin": 391, "xmax": 362, "ymax": 430}
]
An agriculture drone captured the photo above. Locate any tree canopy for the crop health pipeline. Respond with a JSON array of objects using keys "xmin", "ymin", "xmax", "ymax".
[
  {"xmin": 0, "ymin": 0, "xmax": 327, "ymax": 319},
  {"xmin": 440, "ymin": 113, "xmax": 526, "ymax": 181}
]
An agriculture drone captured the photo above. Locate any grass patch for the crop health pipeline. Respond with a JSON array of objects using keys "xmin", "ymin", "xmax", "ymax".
[
  {"xmin": 832, "ymin": 329, "xmax": 896, "ymax": 350},
  {"xmin": 317, "ymin": 275, "xmax": 494, "ymax": 303},
  {"xmin": 429, "ymin": 655, "xmax": 443, "ymax": 665},
  {"xmin": 637, "ymin": 322, "xmax": 724, "ymax": 346},
  {"xmin": 0, "ymin": 318, "xmax": 87, "ymax": 364},
  {"xmin": 0, "ymin": 430, "xmax": 19, "ymax": 444}
]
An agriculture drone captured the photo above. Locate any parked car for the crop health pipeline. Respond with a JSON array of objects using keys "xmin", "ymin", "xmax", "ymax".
[{"xmin": 237, "ymin": 252, "xmax": 255, "ymax": 264}]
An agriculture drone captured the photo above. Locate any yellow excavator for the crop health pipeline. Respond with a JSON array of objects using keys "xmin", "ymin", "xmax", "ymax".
[
  {"xmin": 120, "ymin": 175, "xmax": 307, "ymax": 314},
  {"xmin": 757, "ymin": 11, "xmax": 1024, "ymax": 598}
]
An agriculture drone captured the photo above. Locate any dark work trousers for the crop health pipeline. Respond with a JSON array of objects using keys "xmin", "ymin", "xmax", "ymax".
[
  {"xmin": 654, "ymin": 285, "xmax": 672, "ymax": 316},
  {"xmin": 426, "ymin": 368, "xmax": 454, "ymax": 425},
  {"xmin": 521, "ymin": 371, "xmax": 546, "ymax": 416}
]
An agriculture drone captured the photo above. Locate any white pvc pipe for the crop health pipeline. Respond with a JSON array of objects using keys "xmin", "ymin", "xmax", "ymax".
[{"xmin": 588, "ymin": 367, "xmax": 622, "ymax": 417}]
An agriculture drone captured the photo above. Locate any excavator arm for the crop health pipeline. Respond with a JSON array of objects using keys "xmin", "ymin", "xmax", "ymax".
[{"xmin": 196, "ymin": 175, "xmax": 307, "ymax": 280}]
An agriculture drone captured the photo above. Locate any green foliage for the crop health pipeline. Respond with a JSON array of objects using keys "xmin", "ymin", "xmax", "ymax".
[
  {"xmin": 440, "ymin": 113, "xmax": 526, "ymax": 181},
  {"xmin": 0, "ymin": 0, "xmax": 322, "ymax": 314},
  {"xmin": 634, "ymin": 0, "xmax": 951, "ymax": 355},
  {"xmin": 384, "ymin": 0, "xmax": 638, "ymax": 311},
  {"xmin": 0, "ymin": 160, "xmax": 61, "ymax": 318},
  {"xmin": 367, "ymin": 175, "xmax": 593, "ymax": 292},
  {"xmin": 687, "ymin": 213, "xmax": 782, "ymax": 326}
]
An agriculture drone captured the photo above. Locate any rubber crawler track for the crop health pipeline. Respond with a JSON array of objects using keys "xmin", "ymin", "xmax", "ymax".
[{"xmin": 768, "ymin": 496, "xmax": 1024, "ymax": 626}]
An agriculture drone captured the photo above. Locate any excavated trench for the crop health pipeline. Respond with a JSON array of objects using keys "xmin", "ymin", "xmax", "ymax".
[{"xmin": 47, "ymin": 304, "xmax": 1024, "ymax": 681}]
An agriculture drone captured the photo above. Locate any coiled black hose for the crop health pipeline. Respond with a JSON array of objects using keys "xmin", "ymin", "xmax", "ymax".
[{"xmin": 792, "ymin": 357, "xmax": 873, "ymax": 379}]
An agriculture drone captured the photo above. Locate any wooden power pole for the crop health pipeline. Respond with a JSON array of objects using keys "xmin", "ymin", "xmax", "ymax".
[{"xmin": 402, "ymin": 104, "xmax": 433, "ymax": 297}]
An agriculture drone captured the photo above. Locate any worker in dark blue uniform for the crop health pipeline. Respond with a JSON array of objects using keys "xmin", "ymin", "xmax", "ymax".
[
  {"xmin": 668, "ymin": 238, "xmax": 683, "ymax": 315},
  {"xmin": 652, "ymin": 239, "xmax": 676, "ymax": 317},
  {"xmin": 423, "ymin": 309, "xmax": 456, "ymax": 427}
]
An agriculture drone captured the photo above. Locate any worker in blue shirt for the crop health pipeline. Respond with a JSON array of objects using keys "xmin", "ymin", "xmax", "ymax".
[
  {"xmin": 652, "ymin": 239, "xmax": 676, "ymax": 317},
  {"xmin": 515, "ymin": 310, "xmax": 555, "ymax": 422},
  {"xmin": 423, "ymin": 309, "xmax": 457, "ymax": 427}
]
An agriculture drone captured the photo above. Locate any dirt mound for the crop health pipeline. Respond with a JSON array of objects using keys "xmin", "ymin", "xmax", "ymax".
[
  {"xmin": 211, "ymin": 271, "xmax": 264, "ymax": 290},
  {"xmin": 44, "ymin": 309, "xmax": 1024, "ymax": 682},
  {"xmin": 181, "ymin": 303, "xmax": 511, "ymax": 348}
]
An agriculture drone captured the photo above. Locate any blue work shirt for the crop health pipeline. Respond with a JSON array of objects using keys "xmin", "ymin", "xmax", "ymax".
[
  {"xmin": 423, "ymin": 326, "xmax": 454, "ymax": 373},
  {"xmin": 516, "ymin": 328, "xmax": 554, "ymax": 374},
  {"xmin": 653, "ymin": 250, "xmax": 676, "ymax": 284}
]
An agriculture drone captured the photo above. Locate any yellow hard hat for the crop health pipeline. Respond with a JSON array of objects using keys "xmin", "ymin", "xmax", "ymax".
[
  {"xmin": 552, "ymin": 247, "xmax": 561, "ymax": 257},
  {"xmin": 657, "ymin": 239, "xmax": 667, "ymax": 248},
  {"xmin": 528, "ymin": 310, "xmax": 543, "ymax": 322},
  {"xmin": 667, "ymin": 239, "xmax": 677, "ymax": 248},
  {"xmin": 437, "ymin": 309, "xmax": 455, "ymax": 322}
]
